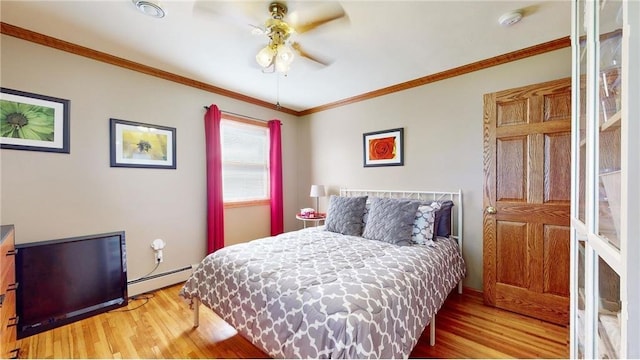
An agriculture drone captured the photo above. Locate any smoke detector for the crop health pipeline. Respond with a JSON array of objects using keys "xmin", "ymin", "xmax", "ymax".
[
  {"xmin": 499, "ymin": 10, "xmax": 523, "ymax": 27},
  {"xmin": 132, "ymin": 0, "xmax": 166, "ymax": 18}
]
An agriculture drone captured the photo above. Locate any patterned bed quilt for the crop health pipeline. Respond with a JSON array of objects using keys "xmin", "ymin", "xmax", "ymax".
[{"xmin": 180, "ymin": 227, "xmax": 466, "ymax": 359}]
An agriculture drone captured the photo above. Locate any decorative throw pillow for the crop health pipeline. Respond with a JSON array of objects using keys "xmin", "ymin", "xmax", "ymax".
[
  {"xmin": 412, "ymin": 202, "xmax": 441, "ymax": 245},
  {"xmin": 325, "ymin": 195, "xmax": 368, "ymax": 236},
  {"xmin": 433, "ymin": 200, "xmax": 454, "ymax": 237},
  {"xmin": 362, "ymin": 200, "xmax": 371, "ymax": 227},
  {"xmin": 362, "ymin": 198, "xmax": 420, "ymax": 246}
]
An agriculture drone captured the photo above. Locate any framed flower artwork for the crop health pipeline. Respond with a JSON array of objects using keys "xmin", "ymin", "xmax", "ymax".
[
  {"xmin": 0, "ymin": 87, "xmax": 70, "ymax": 153},
  {"xmin": 362, "ymin": 127, "xmax": 404, "ymax": 167},
  {"xmin": 110, "ymin": 118, "xmax": 176, "ymax": 169}
]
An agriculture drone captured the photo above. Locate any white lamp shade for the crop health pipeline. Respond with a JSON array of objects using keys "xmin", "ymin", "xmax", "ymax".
[
  {"xmin": 273, "ymin": 44, "xmax": 294, "ymax": 73},
  {"xmin": 276, "ymin": 44, "xmax": 295, "ymax": 64},
  {"xmin": 309, "ymin": 185, "xmax": 326, "ymax": 197},
  {"xmin": 275, "ymin": 59, "xmax": 291, "ymax": 73},
  {"xmin": 256, "ymin": 45, "xmax": 276, "ymax": 67}
]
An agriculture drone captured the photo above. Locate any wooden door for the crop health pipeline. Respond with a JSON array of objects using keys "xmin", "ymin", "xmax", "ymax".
[{"xmin": 483, "ymin": 78, "xmax": 571, "ymax": 325}]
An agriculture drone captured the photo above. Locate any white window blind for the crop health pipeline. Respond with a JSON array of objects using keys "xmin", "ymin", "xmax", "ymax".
[{"xmin": 221, "ymin": 119, "xmax": 269, "ymax": 203}]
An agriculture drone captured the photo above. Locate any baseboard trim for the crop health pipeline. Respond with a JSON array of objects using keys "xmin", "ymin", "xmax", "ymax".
[
  {"xmin": 128, "ymin": 266, "xmax": 191, "ymax": 285},
  {"xmin": 462, "ymin": 286, "xmax": 483, "ymax": 297},
  {"xmin": 127, "ymin": 266, "xmax": 192, "ymax": 297}
]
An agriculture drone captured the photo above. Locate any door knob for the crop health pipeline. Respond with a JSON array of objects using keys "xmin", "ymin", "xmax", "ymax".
[{"xmin": 486, "ymin": 206, "xmax": 497, "ymax": 214}]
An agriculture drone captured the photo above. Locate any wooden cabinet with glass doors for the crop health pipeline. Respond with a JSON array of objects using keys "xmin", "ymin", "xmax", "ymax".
[{"xmin": 570, "ymin": 0, "xmax": 639, "ymax": 358}]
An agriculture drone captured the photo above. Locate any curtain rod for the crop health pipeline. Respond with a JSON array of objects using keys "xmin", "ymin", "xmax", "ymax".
[{"xmin": 203, "ymin": 106, "xmax": 272, "ymax": 124}]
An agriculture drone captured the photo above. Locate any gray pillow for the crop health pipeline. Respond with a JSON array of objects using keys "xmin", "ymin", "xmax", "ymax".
[
  {"xmin": 325, "ymin": 195, "xmax": 368, "ymax": 236},
  {"xmin": 433, "ymin": 200, "xmax": 454, "ymax": 237},
  {"xmin": 362, "ymin": 198, "xmax": 420, "ymax": 246}
]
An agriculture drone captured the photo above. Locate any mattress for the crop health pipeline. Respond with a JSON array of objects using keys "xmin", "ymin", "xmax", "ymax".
[{"xmin": 180, "ymin": 226, "xmax": 465, "ymax": 358}]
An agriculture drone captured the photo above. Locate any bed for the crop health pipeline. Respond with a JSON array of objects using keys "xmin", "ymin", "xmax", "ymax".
[{"xmin": 180, "ymin": 189, "xmax": 466, "ymax": 358}]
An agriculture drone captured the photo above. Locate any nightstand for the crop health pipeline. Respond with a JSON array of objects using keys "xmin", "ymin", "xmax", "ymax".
[{"xmin": 296, "ymin": 214, "xmax": 326, "ymax": 228}]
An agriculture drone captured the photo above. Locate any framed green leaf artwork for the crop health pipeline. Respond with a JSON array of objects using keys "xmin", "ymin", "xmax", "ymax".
[
  {"xmin": 0, "ymin": 88, "xmax": 70, "ymax": 153},
  {"xmin": 110, "ymin": 118, "xmax": 176, "ymax": 169}
]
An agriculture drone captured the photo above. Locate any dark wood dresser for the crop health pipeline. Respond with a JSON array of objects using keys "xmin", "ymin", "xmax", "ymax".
[{"xmin": 1, "ymin": 225, "xmax": 18, "ymax": 358}]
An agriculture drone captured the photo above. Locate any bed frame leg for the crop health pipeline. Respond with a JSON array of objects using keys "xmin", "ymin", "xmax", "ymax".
[
  {"xmin": 429, "ymin": 316, "xmax": 436, "ymax": 346},
  {"xmin": 192, "ymin": 298, "xmax": 200, "ymax": 328},
  {"xmin": 458, "ymin": 281, "xmax": 463, "ymax": 294}
]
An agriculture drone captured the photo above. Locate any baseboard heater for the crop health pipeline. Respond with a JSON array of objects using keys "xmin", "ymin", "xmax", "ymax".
[{"xmin": 127, "ymin": 266, "xmax": 192, "ymax": 285}]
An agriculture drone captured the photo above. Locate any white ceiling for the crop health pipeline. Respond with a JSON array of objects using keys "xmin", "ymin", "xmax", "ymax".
[{"xmin": 0, "ymin": 0, "xmax": 571, "ymax": 112}]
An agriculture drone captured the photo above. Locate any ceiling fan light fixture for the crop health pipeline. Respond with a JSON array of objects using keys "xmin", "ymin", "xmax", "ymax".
[
  {"xmin": 276, "ymin": 44, "xmax": 295, "ymax": 65},
  {"xmin": 276, "ymin": 61, "xmax": 291, "ymax": 74},
  {"xmin": 275, "ymin": 59, "xmax": 292, "ymax": 73},
  {"xmin": 132, "ymin": 0, "xmax": 166, "ymax": 18},
  {"xmin": 252, "ymin": 1, "xmax": 345, "ymax": 74},
  {"xmin": 256, "ymin": 46, "xmax": 276, "ymax": 67}
]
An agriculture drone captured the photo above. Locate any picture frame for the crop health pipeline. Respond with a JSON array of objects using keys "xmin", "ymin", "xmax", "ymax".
[
  {"xmin": 363, "ymin": 127, "xmax": 404, "ymax": 167},
  {"xmin": 0, "ymin": 87, "xmax": 70, "ymax": 153},
  {"xmin": 110, "ymin": 118, "xmax": 176, "ymax": 169}
]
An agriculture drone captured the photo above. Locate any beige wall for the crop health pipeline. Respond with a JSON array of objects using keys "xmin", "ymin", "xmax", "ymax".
[
  {"xmin": 0, "ymin": 35, "xmax": 300, "ymax": 294},
  {"xmin": 1, "ymin": 33, "xmax": 573, "ymax": 294},
  {"xmin": 299, "ymin": 48, "xmax": 572, "ymax": 290}
]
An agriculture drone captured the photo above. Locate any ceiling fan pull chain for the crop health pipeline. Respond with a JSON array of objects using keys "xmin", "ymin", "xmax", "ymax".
[{"xmin": 275, "ymin": 73, "xmax": 281, "ymax": 109}]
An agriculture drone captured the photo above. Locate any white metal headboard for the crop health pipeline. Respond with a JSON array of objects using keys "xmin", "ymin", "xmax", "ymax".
[{"xmin": 339, "ymin": 188, "xmax": 463, "ymax": 258}]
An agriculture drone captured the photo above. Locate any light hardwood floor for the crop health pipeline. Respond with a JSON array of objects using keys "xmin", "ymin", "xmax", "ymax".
[{"xmin": 15, "ymin": 284, "xmax": 569, "ymax": 359}]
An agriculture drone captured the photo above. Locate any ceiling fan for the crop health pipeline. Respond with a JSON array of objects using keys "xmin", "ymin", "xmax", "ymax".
[
  {"xmin": 253, "ymin": 1, "xmax": 346, "ymax": 73},
  {"xmin": 195, "ymin": 1, "xmax": 348, "ymax": 74}
]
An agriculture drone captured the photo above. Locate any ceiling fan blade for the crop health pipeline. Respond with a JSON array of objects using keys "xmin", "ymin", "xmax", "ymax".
[
  {"xmin": 291, "ymin": 42, "xmax": 333, "ymax": 66},
  {"xmin": 192, "ymin": 0, "xmax": 264, "ymax": 30},
  {"xmin": 250, "ymin": 24, "xmax": 268, "ymax": 36},
  {"xmin": 291, "ymin": 3, "xmax": 348, "ymax": 34}
]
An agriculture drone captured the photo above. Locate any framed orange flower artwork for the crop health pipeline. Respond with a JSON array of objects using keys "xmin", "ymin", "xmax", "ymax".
[{"xmin": 362, "ymin": 128, "xmax": 404, "ymax": 167}]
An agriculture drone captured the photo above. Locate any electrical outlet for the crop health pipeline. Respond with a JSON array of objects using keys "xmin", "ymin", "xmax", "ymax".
[{"xmin": 150, "ymin": 238, "xmax": 166, "ymax": 264}]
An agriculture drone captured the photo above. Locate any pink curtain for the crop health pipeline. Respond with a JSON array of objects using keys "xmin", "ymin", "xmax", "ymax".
[
  {"xmin": 204, "ymin": 105, "xmax": 225, "ymax": 253},
  {"xmin": 268, "ymin": 120, "xmax": 284, "ymax": 236}
]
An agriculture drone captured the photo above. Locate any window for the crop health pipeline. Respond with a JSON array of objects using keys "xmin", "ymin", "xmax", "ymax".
[{"xmin": 221, "ymin": 117, "xmax": 269, "ymax": 205}]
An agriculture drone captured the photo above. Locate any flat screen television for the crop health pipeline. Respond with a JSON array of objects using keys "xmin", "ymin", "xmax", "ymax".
[{"xmin": 15, "ymin": 231, "xmax": 128, "ymax": 339}]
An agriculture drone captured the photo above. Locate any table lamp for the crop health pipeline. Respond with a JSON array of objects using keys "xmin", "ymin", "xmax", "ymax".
[{"xmin": 309, "ymin": 185, "xmax": 326, "ymax": 212}]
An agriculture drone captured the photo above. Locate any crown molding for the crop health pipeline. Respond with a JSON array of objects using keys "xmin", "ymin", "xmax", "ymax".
[
  {"xmin": 2, "ymin": 22, "xmax": 569, "ymax": 117},
  {"xmin": 297, "ymin": 36, "xmax": 571, "ymax": 116},
  {"xmin": 0, "ymin": 22, "xmax": 300, "ymax": 116}
]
